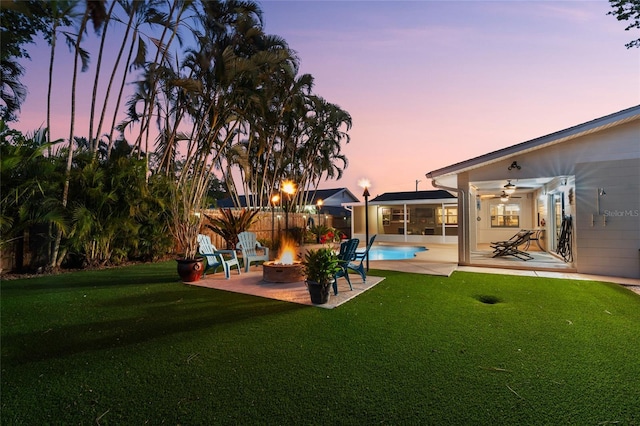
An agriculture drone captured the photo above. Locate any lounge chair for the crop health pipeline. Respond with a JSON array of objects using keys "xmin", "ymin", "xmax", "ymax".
[
  {"xmin": 349, "ymin": 234, "xmax": 377, "ymax": 283},
  {"xmin": 333, "ymin": 238, "xmax": 360, "ymax": 295},
  {"xmin": 490, "ymin": 230, "xmax": 534, "ymax": 261},
  {"xmin": 197, "ymin": 234, "xmax": 241, "ymax": 279},
  {"xmin": 237, "ymin": 231, "xmax": 270, "ymax": 272}
]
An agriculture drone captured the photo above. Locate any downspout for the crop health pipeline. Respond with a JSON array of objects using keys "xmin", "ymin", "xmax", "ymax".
[{"xmin": 426, "ymin": 173, "xmax": 470, "ymax": 266}]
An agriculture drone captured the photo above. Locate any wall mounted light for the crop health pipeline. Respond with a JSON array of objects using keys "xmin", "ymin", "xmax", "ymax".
[{"xmin": 508, "ymin": 161, "xmax": 521, "ymax": 171}]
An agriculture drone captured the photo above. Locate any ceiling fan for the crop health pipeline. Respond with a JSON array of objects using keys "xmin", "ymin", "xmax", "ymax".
[{"xmin": 479, "ymin": 191, "xmax": 522, "ymax": 201}]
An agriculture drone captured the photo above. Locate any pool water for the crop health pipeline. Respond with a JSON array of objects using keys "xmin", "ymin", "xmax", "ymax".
[{"xmin": 366, "ymin": 245, "xmax": 427, "ymax": 260}]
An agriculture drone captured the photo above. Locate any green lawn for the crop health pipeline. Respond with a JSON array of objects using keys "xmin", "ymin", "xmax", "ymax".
[{"xmin": 2, "ymin": 262, "xmax": 639, "ymax": 424}]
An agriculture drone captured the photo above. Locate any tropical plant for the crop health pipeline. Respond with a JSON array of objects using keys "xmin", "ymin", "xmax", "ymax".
[
  {"xmin": 302, "ymin": 247, "xmax": 341, "ymax": 289},
  {"xmin": 202, "ymin": 208, "xmax": 260, "ymax": 250},
  {"xmin": 0, "ymin": 123, "xmax": 66, "ymax": 270},
  {"xmin": 608, "ymin": 0, "xmax": 640, "ymax": 49},
  {"xmin": 0, "ymin": 0, "xmax": 51, "ymax": 122}
]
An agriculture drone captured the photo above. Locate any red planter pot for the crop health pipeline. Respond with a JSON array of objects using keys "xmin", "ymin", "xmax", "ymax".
[{"xmin": 176, "ymin": 257, "xmax": 204, "ymax": 283}]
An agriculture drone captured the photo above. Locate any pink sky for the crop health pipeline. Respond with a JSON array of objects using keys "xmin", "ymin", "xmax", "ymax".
[{"xmin": 15, "ymin": 1, "xmax": 640, "ymax": 199}]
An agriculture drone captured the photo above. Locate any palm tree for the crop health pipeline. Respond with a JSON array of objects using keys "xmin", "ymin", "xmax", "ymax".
[
  {"xmin": 104, "ymin": 0, "xmax": 166, "ymax": 160},
  {"xmin": 51, "ymin": 0, "xmax": 107, "ymax": 269},
  {"xmin": 43, "ymin": 0, "xmax": 77, "ymax": 152}
]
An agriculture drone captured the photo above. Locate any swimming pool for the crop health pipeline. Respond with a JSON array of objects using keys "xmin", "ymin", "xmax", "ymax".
[{"xmin": 365, "ymin": 245, "xmax": 427, "ymax": 261}]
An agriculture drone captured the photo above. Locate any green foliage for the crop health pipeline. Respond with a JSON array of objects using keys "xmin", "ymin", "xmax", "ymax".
[
  {"xmin": 203, "ymin": 208, "xmax": 260, "ymax": 249},
  {"xmin": 63, "ymin": 145, "xmax": 172, "ymax": 267},
  {"xmin": 0, "ymin": 123, "xmax": 65, "ymax": 254},
  {"xmin": 0, "ymin": 0, "xmax": 53, "ymax": 121},
  {"xmin": 1, "ymin": 266, "xmax": 639, "ymax": 424},
  {"xmin": 302, "ymin": 247, "xmax": 341, "ymax": 287},
  {"xmin": 309, "ymin": 224, "xmax": 343, "ymax": 244},
  {"xmin": 608, "ymin": 0, "xmax": 640, "ymax": 48},
  {"xmin": 1, "ymin": 123, "xmax": 173, "ymax": 270}
]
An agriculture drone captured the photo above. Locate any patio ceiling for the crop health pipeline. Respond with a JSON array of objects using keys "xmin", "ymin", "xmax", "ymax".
[{"xmin": 471, "ymin": 177, "xmax": 555, "ymax": 197}]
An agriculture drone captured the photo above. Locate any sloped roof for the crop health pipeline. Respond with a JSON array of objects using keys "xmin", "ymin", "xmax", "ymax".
[
  {"xmin": 214, "ymin": 188, "xmax": 359, "ymax": 209},
  {"xmin": 426, "ymin": 104, "xmax": 640, "ymax": 180},
  {"xmin": 370, "ymin": 190, "xmax": 456, "ymax": 203},
  {"xmin": 312, "ymin": 188, "xmax": 360, "ymax": 205}
]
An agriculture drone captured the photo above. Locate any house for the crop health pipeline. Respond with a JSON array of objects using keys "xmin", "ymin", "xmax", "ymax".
[
  {"xmin": 348, "ymin": 190, "xmax": 458, "ymax": 244},
  {"xmin": 426, "ymin": 105, "xmax": 640, "ymax": 279}
]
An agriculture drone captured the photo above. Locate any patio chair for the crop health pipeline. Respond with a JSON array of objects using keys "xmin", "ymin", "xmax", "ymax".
[
  {"xmin": 237, "ymin": 231, "xmax": 270, "ymax": 272},
  {"xmin": 333, "ymin": 238, "xmax": 360, "ymax": 295},
  {"xmin": 197, "ymin": 234, "xmax": 241, "ymax": 279},
  {"xmin": 349, "ymin": 234, "xmax": 377, "ymax": 283},
  {"xmin": 490, "ymin": 230, "xmax": 534, "ymax": 261}
]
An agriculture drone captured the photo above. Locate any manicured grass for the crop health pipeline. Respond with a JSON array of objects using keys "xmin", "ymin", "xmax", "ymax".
[{"xmin": 2, "ymin": 262, "xmax": 639, "ymax": 424}]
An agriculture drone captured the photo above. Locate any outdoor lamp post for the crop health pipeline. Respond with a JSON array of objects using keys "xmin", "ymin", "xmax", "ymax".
[
  {"xmin": 271, "ymin": 194, "xmax": 280, "ymax": 245},
  {"xmin": 281, "ymin": 180, "xmax": 296, "ymax": 237},
  {"xmin": 316, "ymin": 199, "xmax": 323, "ymax": 226},
  {"xmin": 359, "ymin": 179, "xmax": 371, "ymax": 272}
]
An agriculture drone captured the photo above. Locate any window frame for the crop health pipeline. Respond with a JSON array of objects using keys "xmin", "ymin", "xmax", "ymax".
[{"xmin": 490, "ymin": 203, "xmax": 520, "ymax": 228}]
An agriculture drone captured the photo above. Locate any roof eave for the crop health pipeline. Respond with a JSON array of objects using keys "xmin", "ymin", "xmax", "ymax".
[{"xmin": 426, "ymin": 105, "xmax": 640, "ymax": 180}]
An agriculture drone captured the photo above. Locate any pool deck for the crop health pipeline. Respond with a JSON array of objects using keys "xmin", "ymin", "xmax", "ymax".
[{"xmin": 374, "ymin": 243, "xmax": 640, "ymax": 294}]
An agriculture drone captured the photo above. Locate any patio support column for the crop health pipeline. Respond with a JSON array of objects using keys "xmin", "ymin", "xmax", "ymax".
[{"xmin": 458, "ymin": 173, "xmax": 471, "ymax": 265}]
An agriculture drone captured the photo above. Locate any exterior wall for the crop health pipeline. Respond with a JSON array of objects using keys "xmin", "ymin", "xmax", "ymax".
[
  {"xmin": 467, "ymin": 120, "xmax": 639, "ymax": 184},
  {"xmin": 575, "ymin": 158, "xmax": 640, "ymax": 278},
  {"xmin": 457, "ymin": 119, "xmax": 639, "ymax": 278}
]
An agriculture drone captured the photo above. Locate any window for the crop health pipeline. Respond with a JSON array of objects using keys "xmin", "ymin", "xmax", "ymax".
[
  {"xmin": 436, "ymin": 206, "xmax": 458, "ymax": 225},
  {"xmin": 391, "ymin": 208, "xmax": 408, "ymax": 222},
  {"xmin": 490, "ymin": 204, "xmax": 520, "ymax": 228},
  {"xmin": 381, "ymin": 208, "xmax": 390, "ymax": 226}
]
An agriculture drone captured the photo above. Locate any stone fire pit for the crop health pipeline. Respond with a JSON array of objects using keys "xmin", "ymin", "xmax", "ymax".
[{"xmin": 262, "ymin": 261, "xmax": 305, "ymax": 283}]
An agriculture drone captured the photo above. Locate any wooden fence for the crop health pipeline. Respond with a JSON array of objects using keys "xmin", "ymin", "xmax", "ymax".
[{"xmin": 200, "ymin": 210, "xmax": 341, "ymax": 249}]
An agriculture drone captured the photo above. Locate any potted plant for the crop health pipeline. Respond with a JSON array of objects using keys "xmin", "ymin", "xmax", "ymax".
[
  {"xmin": 170, "ymin": 179, "xmax": 206, "ymax": 283},
  {"xmin": 302, "ymin": 247, "xmax": 342, "ymax": 304}
]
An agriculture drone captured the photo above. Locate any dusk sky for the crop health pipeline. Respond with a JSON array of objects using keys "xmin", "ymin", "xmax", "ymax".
[{"xmin": 15, "ymin": 1, "xmax": 640, "ymax": 199}]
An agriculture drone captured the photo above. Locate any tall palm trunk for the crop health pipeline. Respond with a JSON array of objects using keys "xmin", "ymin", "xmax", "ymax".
[
  {"xmin": 104, "ymin": 2, "xmax": 138, "ymax": 159},
  {"xmin": 88, "ymin": 0, "xmax": 116, "ymax": 155},
  {"xmin": 50, "ymin": 9, "xmax": 91, "ymax": 269},
  {"xmin": 133, "ymin": 0, "xmax": 187, "ymax": 173}
]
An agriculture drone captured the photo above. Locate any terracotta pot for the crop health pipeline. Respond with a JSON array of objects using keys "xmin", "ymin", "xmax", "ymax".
[
  {"xmin": 176, "ymin": 257, "xmax": 204, "ymax": 283},
  {"xmin": 305, "ymin": 279, "xmax": 332, "ymax": 304}
]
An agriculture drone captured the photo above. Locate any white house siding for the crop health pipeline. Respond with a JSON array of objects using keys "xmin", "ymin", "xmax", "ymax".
[
  {"xmin": 459, "ymin": 118, "xmax": 639, "ymax": 277},
  {"xmin": 575, "ymin": 158, "xmax": 640, "ymax": 279}
]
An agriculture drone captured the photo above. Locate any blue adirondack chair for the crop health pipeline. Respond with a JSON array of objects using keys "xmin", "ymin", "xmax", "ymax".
[
  {"xmin": 332, "ymin": 238, "xmax": 360, "ymax": 295},
  {"xmin": 197, "ymin": 234, "xmax": 241, "ymax": 279},
  {"xmin": 237, "ymin": 231, "xmax": 270, "ymax": 272},
  {"xmin": 349, "ymin": 234, "xmax": 377, "ymax": 283}
]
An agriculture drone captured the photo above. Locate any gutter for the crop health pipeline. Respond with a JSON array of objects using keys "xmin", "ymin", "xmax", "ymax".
[{"xmin": 426, "ymin": 173, "xmax": 469, "ymax": 265}]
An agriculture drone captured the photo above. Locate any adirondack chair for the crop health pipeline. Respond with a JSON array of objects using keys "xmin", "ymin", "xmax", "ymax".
[
  {"xmin": 332, "ymin": 238, "xmax": 360, "ymax": 295},
  {"xmin": 197, "ymin": 234, "xmax": 241, "ymax": 279},
  {"xmin": 348, "ymin": 234, "xmax": 377, "ymax": 283},
  {"xmin": 490, "ymin": 230, "xmax": 534, "ymax": 261},
  {"xmin": 237, "ymin": 231, "xmax": 270, "ymax": 272}
]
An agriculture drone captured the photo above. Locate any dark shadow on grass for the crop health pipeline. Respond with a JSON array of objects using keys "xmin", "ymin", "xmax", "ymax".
[
  {"xmin": 0, "ymin": 262, "xmax": 177, "ymax": 291},
  {"xmin": 2, "ymin": 286, "xmax": 304, "ymax": 366}
]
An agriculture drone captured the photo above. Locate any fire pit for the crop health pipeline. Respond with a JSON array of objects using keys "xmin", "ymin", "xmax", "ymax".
[
  {"xmin": 262, "ymin": 238, "xmax": 305, "ymax": 283},
  {"xmin": 263, "ymin": 261, "xmax": 305, "ymax": 283}
]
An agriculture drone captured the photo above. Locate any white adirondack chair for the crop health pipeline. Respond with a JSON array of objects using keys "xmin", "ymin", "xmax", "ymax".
[
  {"xmin": 237, "ymin": 231, "xmax": 269, "ymax": 272},
  {"xmin": 197, "ymin": 234, "xmax": 241, "ymax": 279}
]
